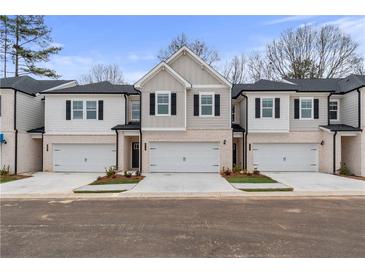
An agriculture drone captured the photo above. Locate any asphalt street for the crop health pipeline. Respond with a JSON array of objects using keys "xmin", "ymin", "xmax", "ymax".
[{"xmin": 1, "ymin": 197, "xmax": 364, "ymax": 257}]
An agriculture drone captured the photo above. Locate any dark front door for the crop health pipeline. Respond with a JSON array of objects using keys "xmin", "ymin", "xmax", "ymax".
[
  {"xmin": 233, "ymin": 143, "xmax": 237, "ymax": 166},
  {"xmin": 132, "ymin": 142, "xmax": 139, "ymax": 169}
]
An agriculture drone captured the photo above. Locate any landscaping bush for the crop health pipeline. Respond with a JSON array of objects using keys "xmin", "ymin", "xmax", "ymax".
[
  {"xmin": 253, "ymin": 168, "xmax": 260, "ymax": 175},
  {"xmin": 124, "ymin": 170, "xmax": 132, "ymax": 178},
  {"xmin": 233, "ymin": 164, "xmax": 242, "ymax": 174},
  {"xmin": 222, "ymin": 167, "xmax": 232, "ymax": 176},
  {"xmin": 105, "ymin": 166, "xmax": 117, "ymax": 177},
  {"xmin": 338, "ymin": 162, "xmax": 351, "ymax": 176},
  {"xmin": 0, "ymin": 165, "xmax": 10, "ymax": 176}
]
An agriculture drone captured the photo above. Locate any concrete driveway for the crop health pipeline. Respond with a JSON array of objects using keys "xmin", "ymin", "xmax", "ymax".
[
  {"xmin": 264, "ymin": 172, "xmax": 365, "ymax": 192},
  {"xmin": 130, "ymin": 173, "xmax": 238, "ymax": 193},
  {"xmin": 0, "ymin": 172, "xmax": 101, "ymax": 195}
]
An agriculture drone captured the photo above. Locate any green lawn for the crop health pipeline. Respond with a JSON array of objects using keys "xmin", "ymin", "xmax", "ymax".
[
  {"xmin": 0, "ymin": 175, "xmax": 30, "ymax": 184},
  {"xmin": 225, "ymin": 175, "xmax": 277, "ymax": 184},
  {"xmin": 90, "ymin": 176, "xmax": 143, "ymax": 185}
]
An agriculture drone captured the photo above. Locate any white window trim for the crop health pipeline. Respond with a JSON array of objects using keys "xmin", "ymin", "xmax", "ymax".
[
  {"xmin": 299, "ymin": 97, "xmax": 314, "ymax": 120},
  {"xmin": 232, "ymin": 104, "xmax": 236, "ymax": 123},
  {"xmin": 199, "ymin": 92, "xmax": 215, "ymax": 117},
  {"xmin": 260, "ymin": 97, "xmax": 275, "ymax": 119},
  {"xmin": 131, "ymin": 100, "xmax": 140, "ymax": 121},
  {"xmin": 329, "ymin": 99, "xmax": 340, "ymax": 122},
  {"xmin": 71, "ymin": 99, "xmax": 98, "ymax": 120},
  {"xmin": 155, "ymin": 91, "xmax": 171, "ymax": 116}
]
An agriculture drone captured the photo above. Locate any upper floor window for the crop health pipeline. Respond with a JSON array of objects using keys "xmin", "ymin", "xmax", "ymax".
[
  {"xmin": 232, "ymin": 105, "xmax": 236, "ymax": 122},
  {"xmin": 72, "ymin": 101, "xmax": 83, "ymax": 119},
  {"xmin": 261, "ymin": 98, "xmax": 273, "ymax": 118},
  {"xmin": 131, "ymin": 101, "xmax": 140, "ymax": 121},
  {"xmin": 200, "ymin": 92, "xmax": 214, "ymax": 117},
  {"xmin": 86, "ymin": 101, "xmax": 97, "ymax": 119},
  {"xmin": 329, "ymin": 99, "xmax": 339, "ymax": 121},
  {"xmin": 300, "ymin": 98, "xmax": 313, "ymax": 119},
  {"xmin": 156, "ymin": 92, "xmax": 170, "ymax": 116}
]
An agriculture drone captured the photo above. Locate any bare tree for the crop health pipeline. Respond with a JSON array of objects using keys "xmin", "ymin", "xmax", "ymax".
[
  {"xmin": 158, "ymin": 33, "xmax": 220, "ymax": 65},
  {"xmin": 80, "ymin": 64, "xmax": 126, "ymax": 84},
  {"xmin": 265, "ymin": 25, "xmax": 363, "ymax": 79},
  {"xmin": 223, "ymin": 54, "xmax": 247, "ymax": 84},
  {"xmin": 353, "ymin": 58, "xmax": 365, "ymax": 75},
  {"xmin": 247, "ymin": 52, "xmax": 277, "ymax": 82}
]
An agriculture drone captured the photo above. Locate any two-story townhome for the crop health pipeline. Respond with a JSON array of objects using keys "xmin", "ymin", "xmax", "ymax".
[
  {"xmin": 0, "ymin": 76, "xmax": 76, "ymax": 174},
  {"xmin": 232, "ymin": 75, "xmax": 365, "ymax": 176},
  {"xmin": 41, "ymin": 46, "xmax": 233, "ymax": 173}
]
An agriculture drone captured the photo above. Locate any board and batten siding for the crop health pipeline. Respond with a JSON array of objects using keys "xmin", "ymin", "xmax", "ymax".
[
  {"xmin": 239, "ymin": 97, "xmax": 247, "ymax": 129},
  {"xmin": 140, "ymin": 70, "xmax": 185, "ymax": 129},
  {"xmin": 16, "ymin": 92, "xmax": 44, "ymax": 132},
  {"xmin": 169, "ymin": 53, "xmax": 220, "ymax": 85},
  {"xmin": 187, "ymin": 88, "xmax": 231, "ymax": 129},
  {"xmin": 289, "ymin": 94, "xmax": 328, "ymax": 131},
  {"xmin": 45, "ymin": 94, "xmax": 125, "ymax": 133},
  {"xmin": 341, "ymin": 90, "xmax": 359, "ymax": 128},
  {"xmin": 247, "ymin": 93, "xmax": 290, "ymax": 133}
]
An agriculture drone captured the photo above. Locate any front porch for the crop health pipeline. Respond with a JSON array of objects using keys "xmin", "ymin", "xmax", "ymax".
[
  {"xmin": 113, "ymin": 123, "xmax": 141, "ymax": 172},
  {"xmin": 232, "ymin": 124, "xmax": 246, "ymax": 170},
  {"xmin": 319, "ymin": 124, "xmax": 362, "ymax": 175}
]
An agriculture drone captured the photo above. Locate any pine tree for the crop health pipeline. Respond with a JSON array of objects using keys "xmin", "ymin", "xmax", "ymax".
[
  {"xmin": 0, "ymin": 15, "xmax": 11, "ymax": 78},
  {"xmin": 5, "ymin": 16, "xmax": 62, "ymax": 78}
]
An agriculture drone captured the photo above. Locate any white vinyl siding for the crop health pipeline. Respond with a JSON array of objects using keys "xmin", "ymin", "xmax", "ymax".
[
  {"xmin": 247, "ymin": 93, "xmax": 289, "ymax": 133},
  {"xmin": 341, "ymin": 90, "xmax": 359, "ymax": 128},
  {"xmin": 290, "ymin": 95, "xmax": 328, "ymax": 131},
  {"xmin": 16, "ymin": 91, "xmax": 44, "ymax": 131},
  {"xmin": 45, "ymin": 94, "xmax": 125, "ymax": 133}
]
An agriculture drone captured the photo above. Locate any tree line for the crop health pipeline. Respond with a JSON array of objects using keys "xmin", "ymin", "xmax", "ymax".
[{"xmin": 1, "ymin": 17, "xmax": 364, "ymax": 84}]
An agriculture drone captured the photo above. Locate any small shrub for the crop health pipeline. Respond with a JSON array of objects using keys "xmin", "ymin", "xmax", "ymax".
[
  {"xmin": 97, "ymin": 176, "xmax": 102, "ymax": 180},
  {"xmin": 233, "ymin": 164, "xmax": 242, "ymax": 174},
  {"xmin": 105, "ymin": 166, "xmax": 117, "ymax": 177},
  {"xmin": 338, "ymin": 162, "xmax": 351, "ymax": 176},
  {"xmin": 240, "ymin": 169, "xmax": 247, "ymax": 175},
  {"xmin": 112, "ymin": 175, "xmax": 117, "ymax": 179},
  {"xmin": 135, "ymin": 170, "xmax": 141, "ymax": 176},
  {"xmin": 253, "ymin": 168, "xmax": 260, "ymax": 175},
  {"xmin": 246, "ymin": 172, "xmax": 253, "ymax": 176},
  {"xmin": 124, "ymin": 170, "xmax": 132, "ymax": 178},
  {"xmin": 222, "ymin": 167, "xmax": 232, "ymax": 176},
  {"xmin": 0, "ymin": 165, "xmax": 10, "ymax": 176}
]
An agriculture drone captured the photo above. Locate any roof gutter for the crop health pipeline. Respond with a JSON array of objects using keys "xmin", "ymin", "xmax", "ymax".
[
  {"xmin": 333, "ymin": 130, "xmax": 338, "ymax": 174},
  {"xmin": 356, "ymin": 88, "xmax": 361, "ymax": 129},
  {"xmin": 238, "ymin": 91, "xmax": 248, "ymax": 170},
  {"xmin": 327, "ymin": 92, "xmax": 335, "ymax": 126},
  {"xmin": 13, "ymin": 90, "xmax": 18, "ymax": 174}
]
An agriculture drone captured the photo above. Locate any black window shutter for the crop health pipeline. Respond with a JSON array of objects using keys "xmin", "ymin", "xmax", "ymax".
[
  {"xmin": 194, "ymin": 94, "xmax": 199, "ymax": 116},
  {"xmin": 294, "ymin": 99, "xmax": 299, "ymax": 119},
  {"xmin": 171, "ymin": 93, "xmax": 176, "ymax": 115},
  {"xmin": 98, "ymin": 100, "xmax": 104, "ymax": 120},
  {"xmin": 214, "ymin": 94, "xmax": 220, "ymax": 116},
  {"xmin": 314, "ymin": 99, "xmax": 319, "ymax": 119},
  {"xmin": 149, "ymin": 93, "xmax": 155, "ymax": 115},
  {"xmin": 275, "ymin": 98, "xmax": 280, "ymax": 118},
  {"xmin": 66, "ymin": 100, "xmax": 71, "ymax": 120},
  {"xmin": 255, "ymin": 98, "xmax": 260, "ymax": 118}
]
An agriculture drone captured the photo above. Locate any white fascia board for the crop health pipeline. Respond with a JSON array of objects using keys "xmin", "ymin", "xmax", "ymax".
[
  {"xmin": 134, "ymin": 62, "xmax": 191, "ymax": 89},
  {"xmin": 165, "ymin": 46, "xmax": 232, "ymax": 88},
  {"xmin": 41, "ymin": 81, "xmax": 78, "ymax": 92}
]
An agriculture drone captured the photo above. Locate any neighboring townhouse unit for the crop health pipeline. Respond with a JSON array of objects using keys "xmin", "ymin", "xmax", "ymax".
[
  {"xmin": 0, "ymin": 76, "xmax": 76, "ymax": 173},
  {"xmin": 232, "ymin": 75, "xmax": 365, "ymax": 176}
]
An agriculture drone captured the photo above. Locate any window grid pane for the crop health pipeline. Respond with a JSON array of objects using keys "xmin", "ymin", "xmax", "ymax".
[
  {"xmin": 200, "ymin": 94, "xmax": 213, "ymax": 116},
  {"xmin": 73, "ymin": 101, "xmax": 83, "ymax": 119}
]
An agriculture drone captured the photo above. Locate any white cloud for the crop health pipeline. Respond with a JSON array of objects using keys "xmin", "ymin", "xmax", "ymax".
[
  {"xmin": 127, "ymin": 52, "xmax": 156, "ymax": 61},
  {"xmin": 264, "ymin": 15, "xmax": 314, "ymax": 26}
]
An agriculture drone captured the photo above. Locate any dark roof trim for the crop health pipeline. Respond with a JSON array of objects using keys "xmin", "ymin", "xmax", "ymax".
[
  {"xmin": 42, "ymin": 91, "xmax": 132, "ymax": 95},
  {"xmin": 27, "ymin": 126, "xmax": 45, "ymax": 133},
  {"xmin": 232, "ymin": 88, "xmax": 335, "ymax": 99}
]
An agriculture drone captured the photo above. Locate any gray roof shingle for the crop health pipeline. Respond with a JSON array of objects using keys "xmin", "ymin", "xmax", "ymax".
[
  {"xmin": 0, "ymin": 76, "xmax": 74, "ymax": 95},
  {"xmin": 42, "ymin": 81, "xmax": 139, "ymax": 95}
]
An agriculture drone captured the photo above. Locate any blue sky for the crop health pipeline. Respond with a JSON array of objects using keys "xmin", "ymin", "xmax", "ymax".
[{"xmin": 44, "ymin": 16, "xmax": 365, "ymax": 83}]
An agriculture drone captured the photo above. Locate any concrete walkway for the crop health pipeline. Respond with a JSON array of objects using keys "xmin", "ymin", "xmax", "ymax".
[
  {"xmin": 231, "ymin": 182, "xmax": 293, "ymax": 191},
  {"xmin": 130, "ymin": 173, "xmax": 238, "ymax": 193},
  {"xmin": 264, "ymin": 172, "xmax": 365, "ymax": 192},
  {"xmin": 74, "ymin": 183, "xmax": 136, "ymax": 193},
  {"xmin": 0, "ymin": 172, "xmax": 101, "ymax": 195}
]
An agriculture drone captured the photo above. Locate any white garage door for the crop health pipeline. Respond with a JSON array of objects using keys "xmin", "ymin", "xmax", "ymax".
[
  {"xmin": 253, "ymin": 143, "xmax": 318, "ymax": 172},
  {"xmin": 53, "ymin": 144, "xmax": 116, "ymax": 172},
  {"xmin": 150, "ymin": 142, "xmax": 220, "ymax": 172}
]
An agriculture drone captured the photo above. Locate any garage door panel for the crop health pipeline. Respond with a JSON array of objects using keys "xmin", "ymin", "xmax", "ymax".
[
  {"xmin": 150, "ymin": 142, "xmax": 219, "ymax": 173},
  {"xmin": 53, "ymin": 144, "xmax": 115, "ymax": 172},
  {"xmin": 253, "ymin": 143, "xmax": 318, "ymax": 172}
]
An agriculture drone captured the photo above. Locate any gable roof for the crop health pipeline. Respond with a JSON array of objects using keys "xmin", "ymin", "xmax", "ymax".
[
  {"xmin": 0, "ymin": 76, "xmax": 75, "ymax": 95},
  {"xmin": 165, "ymin": 46, "xmax": 232, "ymax": 88},
  {"xmin": 134, "ymin": 62, "xmax": 191, "ymax": 89},
  {"xmin": 42, "ymin": 81, "xmax": 139, "ymax": 94}
]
